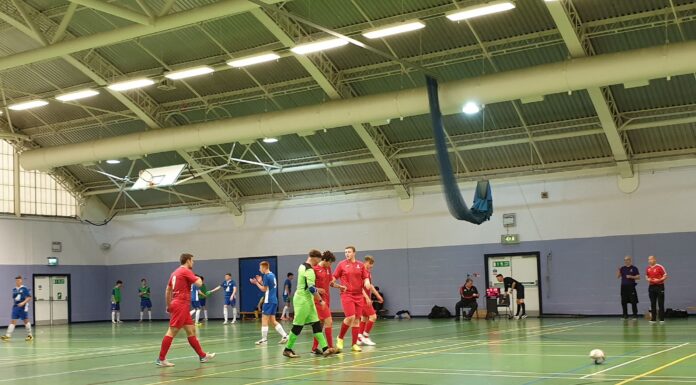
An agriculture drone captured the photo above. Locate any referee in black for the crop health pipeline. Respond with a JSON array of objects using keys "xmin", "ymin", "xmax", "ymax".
[
  {"xmin": 617, "ymin": 255, "xmax": 640, "ymax": 320},
  {"xmin": 496, "ymin": 274, "xmax": 526, "ymax": 319}
]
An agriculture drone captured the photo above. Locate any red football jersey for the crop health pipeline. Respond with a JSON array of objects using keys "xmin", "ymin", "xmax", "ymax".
[
  {"xmin": 168, "ymin": 266, "xmax": 198, "ymax": 303},
  {"xmin": 313, "ymin": 264, "xmax": 332, "ymax": 301},
  {"xmin": 333, "ymin": 259, "xmax": 368, "ymax": 295},
  {"xmin": 646, "ymin": 264, "xmax": 667, "ymax": 285},
  {"xmin": 363, "ymin": 269, "xmax": 373, "ymax": 296}
]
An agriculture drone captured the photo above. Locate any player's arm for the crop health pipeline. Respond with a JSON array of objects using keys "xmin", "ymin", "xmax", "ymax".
[
  {"xmin": 306, "ymin": 269, "xmax": 324, "ymax": 305},
  {"xmin": 250, "ymin": 276, "xmax": 268, "ymax": 292},
  {"xmin": 198, "ymin": 289, "xmax": 207, "ymax": 298},
  {"xmin": 19, "ymin": 292, "xmax": 32, "ymax": 307},
  {"xmin": 369, "ymin": 284, "xmax": 383, "ymax": 303},
  {"xmin": 232, "ymin": 285, "xmax": 238, "ymax": 299},
  {"xmin": 165, "ymin": 285, "xmax": 172, "ymax": 310},
  {"xmin": 208, "ymin": 285, "xmax": 222, "ymax": 294}
]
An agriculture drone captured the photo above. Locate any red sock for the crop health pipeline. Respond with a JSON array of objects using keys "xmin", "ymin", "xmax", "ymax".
[
  {"xmin": 339, "ymin": 322, "xmax": 350, "ymax": 339},
  {"xmin": 359, "ymin": 321, "xmax": 366, "ymax": 335},
  {"xmin": 351, "ymin": 327, "xmax": 360, "ymax": 345},
  {"xmin": 187, "ymin": 336, "xmax": 206, "ymax": 358},
  {"xmin": 312, "ymin": 337, "xmax": 319, "ymax": 351},
  {"xmin": 159, "ymin": 335, "xmax": 174, "ymax": 361},
  {"xmin": 325, "ymin": 327, "xmax": 333, "ymax": 348},
  {"xmin": 365, "ymin": 320, "xmax": 375, "ymax": 334}
]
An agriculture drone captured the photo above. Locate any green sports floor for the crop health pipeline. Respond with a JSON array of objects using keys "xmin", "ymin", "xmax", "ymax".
[{"xmin": 1, "ymin": 318, "xmax": 695, "ymax": 385}]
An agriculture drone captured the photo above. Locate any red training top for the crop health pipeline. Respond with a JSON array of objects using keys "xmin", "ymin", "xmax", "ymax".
[
  {"xmin": 646, "ymin": 264, "xmax": 667, "ymax": 286},
  {"xmin": 333, "ymin": 259, "xmax": 368, "ymax": 295},
  {"xmin": 363, "ymin": 269, "xmax": 373, "ymax": 296},
  {"xmin": 168, "ymin": 266, "xmax": 198, "ymax": 303},
  {"xmin": 313, "ymin": 264, "xmax": 332, "ymax": 302}
]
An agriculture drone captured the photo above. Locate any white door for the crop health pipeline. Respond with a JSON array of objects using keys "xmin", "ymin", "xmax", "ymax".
[
  {"xmin": 34, "ymin": 276, "xmax": 51, "ymax": 326},
  {"xmin": 33, "ymin": 275, "xmax": 70, "ymax": 325},
  {"xmin": 488, "ymin": 254, "xmax": 541, "ymax": 316},
  {"xmin": 51, "ymin": 276, "xmax": 69, "ymax": 324}
]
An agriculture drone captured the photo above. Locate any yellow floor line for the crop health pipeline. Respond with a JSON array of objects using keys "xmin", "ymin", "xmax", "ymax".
[{"xmin": 615, "ymin": 352, "xmax": 696, "ymax": 385}]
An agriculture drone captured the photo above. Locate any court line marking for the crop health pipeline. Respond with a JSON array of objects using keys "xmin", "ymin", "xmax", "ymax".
[
  {"xmin": 580, "ymin": 342, "xmax": 689, "ymax": 379},
  {"xmin": 138, "ymin": 320, "xmax": 604, "ymax": 385},
  {"xmin": 615, "ymin": 352, "xmax": 696, "ymax": 385}
]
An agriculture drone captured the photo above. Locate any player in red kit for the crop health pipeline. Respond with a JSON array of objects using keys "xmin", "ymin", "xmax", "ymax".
[
  {"xmin": 358, "ymin": 255, "xmax": 383, "ymax": 346},
  {"xmin": 311, "ymin": 251, "xmax": 346, "ymax": 354},
  {"xmin": 156, "ymin": 253, "xmax": 216, "ymax": 367},
  {"xmin": 646, "ymin": 255, "xmax": 668, "ymax": 324},
  {"xmin": 333, "ymin": 246, "xmax": 370, "ymax": 352}
]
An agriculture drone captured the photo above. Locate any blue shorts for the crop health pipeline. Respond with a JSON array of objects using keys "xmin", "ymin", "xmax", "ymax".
[
  {"xmin": 111, "ymin": 303, "xmax": 120, "ymax": 311},
  {"xmin": 199, "ymin": 298, "xmax": 206, "ymax": 307},
  {"xmin": 140, "ymin": 299, "xmax": 152, "ymax": 310},
  {"xmin": 191, "ymin": 301, "xmax": 201, "ymax": 309},
  {"xmin": 224, "ymin": 297, "xmax": 236, "ymax": 306},
  {"xmin": 262, "ymin": 303, "xmax": 278, "ymax": 316},
  {"xmin": 283, "ymin": 295, "xmax": 291, "ymax": 304},
  {"xmin": 11, "ymin": 306, "xmax": 29, "ymax": 321}
]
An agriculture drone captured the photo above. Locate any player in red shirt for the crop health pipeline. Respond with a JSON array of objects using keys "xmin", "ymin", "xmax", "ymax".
[
  {"xmin": 311, "ymin": 251, "xmax": 346, "ymax": 354},
  {"xmin": 646, "ymin": 255, "xmax": 668, "ymax": 324},
  {"xmin": 333, "ymin": 246, "xmax": 370, "ymax": 352},
  {"xmin": 358, "ymin": 255, "xmax": 383, "ymax": 347},
  {"xmin": 156, "ymin": 253, "xmax": 215, "ymax": 367}
]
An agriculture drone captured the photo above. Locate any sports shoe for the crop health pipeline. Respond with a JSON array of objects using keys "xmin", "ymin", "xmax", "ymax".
[
  {"xmin": 199, "ymin": 353, "xmax": 216, "ymax": 363},
  {"xmin": 255, "ymin": 338, "xmax": 268, "ymax": 345},
  {"xmin": 25, "ymin": 335, "xmax": 33, "ymax": 341},
  {"xmin": 361, "ymin": 337, "xmax": 376, "ymax": 346},
  {"xmin": 1, "ymin": 335, "xmax": 9, "ymax": 341},
  {"xmin": 336, "ymin": 338, "xmax": 344, "ymax": 352},
  {"xmin": 112, "ymin": 321, "xmax": 117, "ymax": 324},
  {"xmin": 322, "ymin": 347, "xmax": 336, "ymax": 357},
  {"xmin": 312, "ymin": 348, "xmax": 323, "ymax": 355},
  {"xmin": 283, "ymin": 349, "xmax": 299, "ymax": 358},
  {"xmin": 231, "ymin": 319, "xmax": 236, "ymax": 324},
  {"xmin": 659, "ymin": 321, "xmax": 665, "ymax": 324},
  {"xmin": 520, "ymin": 314, "xmax": 528, "ymax": 319},
  {"xmin": 351, "ymin": 344, "xmax": 362, "ymax": 352},
  {"xmin": 279, "ymin": 336, "xmax": 288, "ymax": 344},
  {"xmin": 649, "ymin": 320, "xmax": 656, "ymax": 324},
  {"xmin": 117, "ymin": 320, "xmax": 124, "ymax": 323},
  {"xmin": 196, "ymin": 322, "xmax": 203, "ymax": 327},
  {"xmin": 513, "ymin": 316, "xmax": 520, "ymax": 320},
  {"xmin": 156, "ymin": 359, "xmax": 175, "ymax": 367},
  {"xmin": 222, "ymin": 321, "xmax": 229, "ymax": 325},
  {"xmin": 621, "ymin": 317, "xmax": 628, "ymax": 321},
  {"xmin": 454, "ymin": 317, "xmax": 461, "ymax": 321}
]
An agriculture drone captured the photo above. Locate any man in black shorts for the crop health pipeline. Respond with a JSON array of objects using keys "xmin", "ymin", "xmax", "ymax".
[
  {"xmin": 617, "ymin": 256, "xmax": 640, "ymax": 320},
  {"xmin": 496, "ymin": 274, "xmax": 526, "ymax": 319}
]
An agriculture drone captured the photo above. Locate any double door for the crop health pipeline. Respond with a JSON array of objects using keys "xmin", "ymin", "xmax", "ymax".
[{"xmin": 33, "ymin": 275, "xmax": 70, "ymax": 325}]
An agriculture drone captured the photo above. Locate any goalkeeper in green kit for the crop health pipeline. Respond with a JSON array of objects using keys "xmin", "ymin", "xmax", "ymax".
[{"xmin": 283, "ymin": 249, "xmax": 337, "ymax": 358}]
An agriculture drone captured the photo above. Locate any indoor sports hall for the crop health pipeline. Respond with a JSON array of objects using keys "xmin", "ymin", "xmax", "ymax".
[{"xmin": 1, "ymin": 1, "xmax": 696, "ymax": 384}]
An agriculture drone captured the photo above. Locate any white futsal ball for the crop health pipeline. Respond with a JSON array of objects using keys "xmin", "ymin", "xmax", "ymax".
[{"xmin": 589, "ymin": 349, "xmax": 605, "ymax": 364}]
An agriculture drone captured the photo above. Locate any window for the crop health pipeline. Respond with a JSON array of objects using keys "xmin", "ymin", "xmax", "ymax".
[{"xmin": 0, "ymin": 140, "xmax": 78, "ymax": 217}]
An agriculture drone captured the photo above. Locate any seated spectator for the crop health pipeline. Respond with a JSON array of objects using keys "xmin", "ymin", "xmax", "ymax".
[
  {"xmin": 455, "ymin": 278, "xmax": 479, "ymax": 320},
  {"xmin": 372, "ymin": 286, "xmax": 387, "ymax": 318}
]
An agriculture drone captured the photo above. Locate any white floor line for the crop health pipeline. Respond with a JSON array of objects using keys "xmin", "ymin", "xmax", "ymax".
[{"xmin": 580, "ymin": 342, "xmax": 690, "ymax": 379}]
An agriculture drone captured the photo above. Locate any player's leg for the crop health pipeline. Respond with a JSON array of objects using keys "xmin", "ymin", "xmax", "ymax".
[
  {"xmin": 337, "ymin": 294, "xmax": 356, "ymax": 352},
  {"xmin": 257, "ymin": 314, "xmax": 270, "ymax": 344},
  {"xmin": 157, "ymin": 326, "xmax": 180, "ymax": 366},
  {"xmin": 202, "ymin": 304, "xmax": 208, "ymax": 321},
  {"xmin": 283, "ymin": 304, "xmax": 308, "ymax": 358},
  {"xmin": 148, "ymin": 303, "xmax": 152, "ymax": 321},
  {"xmin": 267, "ymin": 306, "xmax": 288, "ymax": 343},
  {"xmin": 620, "ymin": 286, "xmax": 629, "ymax": 319},
  {"xmin": 223, "ymin": 300, "xmax": 229, "ymax": 324},
  {"xmin": 184, "ymin": 323, "xmax": 215, "ymax": 362},
  {"xmin": 231, "ymin": 299, "xmax": 238, "ymax": 323},
  {"xmin": 657, "ymin": 287, "xmax": 665, "ymax": 323},
  {"xmin": 140, "ymin": 303, "xmax": 145, "ymax": 322},
  {"xmin": 23, "ymin": 319, "xmax": 33, "ymax": 340},
  {"xmin": 350, "ymin": 296, "xmax": 364, "ymax": 351},
  {"xmin": 1, "ymin": 318, "xmax": 17, "ymax": 340},
  {"xmin": 361, "ymin": 312, "xmax": 377, "ymax": 346},
  {"xmin": 630, "ymin": 288, "xmax": 639, "ymax": 319},
  {"xmin": 648, "ymin": 286, "xmax": 658, "ymax": 322}
]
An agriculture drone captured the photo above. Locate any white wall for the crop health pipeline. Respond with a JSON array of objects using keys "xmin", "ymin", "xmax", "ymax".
[
  {"xmin": 0, "ymin": 216, "xmax": 106, "ymax": 266},
  {"xmin": 103, "ymin": 166, "xmax": 696, "ymax": 265}
]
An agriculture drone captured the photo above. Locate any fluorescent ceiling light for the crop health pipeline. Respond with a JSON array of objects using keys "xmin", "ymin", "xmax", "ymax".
[
  {"xmin": 291, "ymin": 38, "xmax": 349, "ymax": 55},
  {"xmin": 446, "ymin": 1, "xmax": 515, "ymax": 21},
  {"xmin": 164, "ymin": 66, "xmax": 215, "ymax": 80},
  {"xmin": 262, "ymin": 137, "xmax": 278, "ymax": 143},
  {"xmin": 228, "ymin": 53, "xmax": 280, "ymax": 68},
  {"xmin": 8, "ymin": 100, "xmax": 48, "ymax": 111},
  {"xmin": 462, "ymin": 102, "xmax": 481, "ymax": 115},
  {"xmin": 105, "ymin": 159, "xmax": 121, "ymax": 164},
  {"xmin": 55, "ymin": 89, "xmax": 100, "ymax": 102},
  {"xmin": 107, "ymin": 78, "xmax": 155, "ymax": 91},
  {"xmin": 362, "ymin": 20, "xmax": 426, "ymax": 39}
]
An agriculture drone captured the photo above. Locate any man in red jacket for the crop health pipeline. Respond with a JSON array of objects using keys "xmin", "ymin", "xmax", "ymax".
[{"xmin": 646, "ymin": 255, "xmax": 668, "ymax": 324}]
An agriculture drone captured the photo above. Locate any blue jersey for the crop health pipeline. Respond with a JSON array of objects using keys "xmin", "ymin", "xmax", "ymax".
[
  {"xmin": 283, "ymin": 278, "xmax": 292, "ymax": 296},
  {"xmin": 221, "ymin": 280, "xmax": 236, "ymax": 298},
  {"xmin": 263, "ymin": 272, "xmax": 278, "ymax": 305},
  {"xmin": 191, "ymin": 284, "xmax": 200, "ymax": 302},
  {"xmin": 13, "ymin": 286, "xmax": 31, "ymax": 308}
]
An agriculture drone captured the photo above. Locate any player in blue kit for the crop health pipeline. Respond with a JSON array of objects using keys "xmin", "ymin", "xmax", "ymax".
[
  {"xmin": 250, "ymin": 261, "xmax": 288, "ymax": 345},
  {"xmin": 280, "ymin": 272, "xmax": 294, "ymax": 320},
  {"xmin": 209, "ymin": 273, "xmax": 238, "ymax": 324},
  {"xmin": 1, "ymin": 275, "xmax": 33, "ymax": 341},
  {"xmin": 189, "ymin": 278, "xmax": 204, "ymax": 326}
]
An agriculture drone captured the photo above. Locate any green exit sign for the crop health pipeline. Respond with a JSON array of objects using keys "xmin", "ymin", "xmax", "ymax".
[
  {"xmin": 500, "ymin": 234, "xmax": 520, "ymax": 245},
  {"xmin": 493, "ymin": 261, "xmax": 510, "ymax": 267},
  {"xmin": 54, "ymin": 279, "xmax": 65, "ymax": 284}
]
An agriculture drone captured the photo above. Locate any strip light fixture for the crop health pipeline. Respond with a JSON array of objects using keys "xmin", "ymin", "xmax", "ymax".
[
  {"xmin": 164, "ymin": 66, "xmax": 215, "ymax": 80},
  {"xmin": 446, "ymin": 1, "xmax": 516, "ymax": 21},
  {"xmin": 55, "ymin": 89, "xmax": 100, "ymax": 102},
  {"xmin": 290, "ymin": 38, "xmax": 349, "ymax": 55},
  {"xmin": 107, "ymin": 78, "xmax": 155, "ymax": 91},
  {"xmin": 227, "ymin": 53, "xmax": 280, "ymax": 68},
  {"xmin": 8, "ymin": 100, "xmax": 48, "ymax": 111},
  {"xmin": 362, "ymin": 20, "xmax": 426, "ymax": 39}
]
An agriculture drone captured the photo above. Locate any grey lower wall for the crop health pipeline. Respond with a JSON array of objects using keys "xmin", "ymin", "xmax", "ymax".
[{"xmin": 3, "ymin": 231, "xmax": 695, "ymax": 324}]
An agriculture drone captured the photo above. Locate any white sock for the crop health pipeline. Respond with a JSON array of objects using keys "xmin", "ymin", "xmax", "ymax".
[
  {"xmin": 190, "ymin": 309, "xmax": 195, "ymax": 316},
  {"xmin": 111, "ymin": 311, "xmax": 115, "ymax": 322},
  {"xmin": 6, "ymin": 324, "xmax": 15, "ymax": 337},
  {"xmin": 232, "ymin": 308, "xmax": 238, "ymax": 322},
  {"xmin": 274, "ymin": 323, "xmax": 287, "ymax": 337},
  {"xmin": 195, "ymin": 309, "xmax": 201, "ymax": 324},
  {"xmin": 117, "ymin": 311, "xmax": 121, "ymax": 322},
  {"xmin": 282, "ymin": 306, "xmax": 288, "ymax": 317},
  {"xmin": 148, "ymin": 310, "xmax": 152, "ymax": 321},
  {"xmin": 140, "ymin": 311, "xmax": 143, "ymax": 321},
  {"xmin": 204, "ymin": 310, "xmax": 208, "ymax": 320},
  {"xmin": 261, "ymin": 326, "xmax": 269, "ymax": 340},
  {"xmin": 223, "ymin": 307, "xmax": 229, "ymax": 322},
  {"xmin": 25, "ymin": 323, "xmax": 32, "ymax": 336}
]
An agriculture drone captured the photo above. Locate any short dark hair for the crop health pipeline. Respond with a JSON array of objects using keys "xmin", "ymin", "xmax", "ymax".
[
  {"xmin": 496, "ymin": 274, "xmax": 504, "ymax": 278},
  {"xmin": 225, "ymin": 273, "xmax": 232, "ymax": 277},
  {"xmin": 141, "ymin": 278, "xmax": 146, "ymax": 282},
  {"xmin": 465, "ymin": 278, "xmax": 474, "ymax": 283},
  {"xmin": 14, "ymin": 275, "xmax": 22, "ymax": 280},
  {"xmin": 309, "ymin": 249, "xmax": 322, "ymax": 259},
  {"xmin": 180, "ymin": 253, "xmax": 194, "ymax": 265},
  {"xmin": 364, "ymin": 255, "xmax": 375, "ymax": 264},
  {"xmin": 116, "ymin": 280, "xmax": 123, "ymax": 284},
  {"xmin": 287, "ymin": 272, "xmax": 294, "ymax": 277},
  {"xmin": 321, "ymin": 250, "xmax": 336, "ymax": 262},
  {"xmin": 199, "ymin": 276, "xmax": 204, "ymax": 281},
  {"xmin": 345, "ymin": 246, "xmax": 356, "ymax": 252}
]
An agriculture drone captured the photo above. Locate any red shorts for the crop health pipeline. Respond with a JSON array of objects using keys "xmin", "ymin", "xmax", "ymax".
[
  {"xmin": 340, "ymin": 293, "xmax": 364, "ymax": 318},
  {"xmin": 362, "ymin": 296, "xmax": 376, "ymax": 317},
  {"xmin": 314, "ymin": 296, "xmax": 332, "ymax": 320},
  {"xmin": 169, "ymin": 301, "xmax": 193, "ymax": 328}
]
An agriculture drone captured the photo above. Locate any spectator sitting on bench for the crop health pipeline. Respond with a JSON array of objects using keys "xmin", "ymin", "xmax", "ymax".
[
  {"xmin": 372, "ymin": 286, "xmax": 387, "ymax": 318},
  {"xmin": 455, "ymin": 278, "xmax": 479, "ymax": 321}
]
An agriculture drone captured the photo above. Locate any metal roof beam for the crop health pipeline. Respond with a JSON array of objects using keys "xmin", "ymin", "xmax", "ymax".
[
  {"xmin": 68, "ymin": 0, "xmax": 152, "ymax": 26},
  {"xmin": 546, "ymin": 0, "xmax": 634, "ymax": 178}
]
